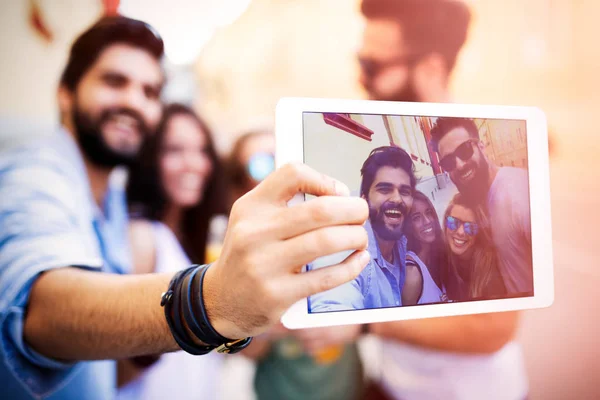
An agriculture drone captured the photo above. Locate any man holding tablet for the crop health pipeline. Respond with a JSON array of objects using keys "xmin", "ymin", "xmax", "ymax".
[{"xmin": 310, "ymin": 146, "xmax": 441, "ymax": 311}]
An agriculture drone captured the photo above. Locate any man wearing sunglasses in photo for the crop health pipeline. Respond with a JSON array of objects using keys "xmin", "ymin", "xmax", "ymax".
[{"xmin": 430, "ymin": 116, "xmax": 533, "ymax": 296}]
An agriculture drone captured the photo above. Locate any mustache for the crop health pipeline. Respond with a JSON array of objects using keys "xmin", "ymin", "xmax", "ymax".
[
  {"xmin": 98, "ymin": 107, "xmax": 149, "ymax": 133},
  {"xmin": 381, "ymin": 201, "xmax": 408, "ymax": 215},
  {"xmin": 369, "ymin": 201, "xmax": 409, "ymax": 219}
]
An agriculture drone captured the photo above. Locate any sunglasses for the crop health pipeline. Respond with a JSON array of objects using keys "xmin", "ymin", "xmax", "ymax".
[
  {"xmin": 445, "ymin": 215, "xmax": 479, "ymax": 236},
  {"xmin": 247, "ymin": 152, "xmax": 275, "ymax": 182},
  {"xmin": 358, "ymin": 53, "xmax": 423, "ymax": 78},
  {"xmin": 438, "ymin": 139, "xmax": 477, "ymax": 172}
]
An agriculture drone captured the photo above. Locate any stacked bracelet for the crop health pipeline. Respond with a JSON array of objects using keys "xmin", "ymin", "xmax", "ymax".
[{"xmin": 161, "ymin": 264, "xmax": 252, "ymax": 355}]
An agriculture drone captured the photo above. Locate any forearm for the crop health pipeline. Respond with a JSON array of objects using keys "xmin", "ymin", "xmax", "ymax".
[
  {"xmin": 371, "ymin": 311, "xmax": 519, "ymax": 354},
  {"xmin": 24, "ymin": 267, "xmax": 178, "ymax": 361}
]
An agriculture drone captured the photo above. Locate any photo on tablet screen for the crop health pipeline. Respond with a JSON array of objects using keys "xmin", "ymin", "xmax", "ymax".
[{"xmin": 303, "ymin": 112, "xmax": 534, "ymax": 314}]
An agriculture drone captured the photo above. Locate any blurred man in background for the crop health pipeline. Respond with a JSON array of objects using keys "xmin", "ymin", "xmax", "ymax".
[
  {"xmin": 291, "ymin": 1, "xmax": 528, "ymax": 399},
  {"xmin": 358, "ymin": 1, "xmax": 527, "ymax": 399}
]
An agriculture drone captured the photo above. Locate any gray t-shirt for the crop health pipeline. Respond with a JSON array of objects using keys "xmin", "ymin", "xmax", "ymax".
[{"xmin": 487, "ymin": 167, "xmax": 534, "ymax": 294}]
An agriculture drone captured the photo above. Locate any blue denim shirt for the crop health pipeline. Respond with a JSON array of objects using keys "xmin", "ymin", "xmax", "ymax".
[
  {"xmin": 0, "ymin": 129, "xmax": 131, "ymax": 399},
  {"xmin": 309, "ymin": 220, "xmax": 407, "ymax": 312}
]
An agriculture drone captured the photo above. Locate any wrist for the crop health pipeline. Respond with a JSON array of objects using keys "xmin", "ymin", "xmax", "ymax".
[
  {"xmin": 161, "ymin": 264, "xmax": 252, "ymax": 355},
  {"xmin": 202, "ymin": 262, "xmax": 244, "ymax": 340}
]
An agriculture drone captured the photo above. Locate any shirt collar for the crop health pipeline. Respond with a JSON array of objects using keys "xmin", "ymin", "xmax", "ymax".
[{"xmin": 364, "ymin": 219, "xmax": 408, "ymax": 270}]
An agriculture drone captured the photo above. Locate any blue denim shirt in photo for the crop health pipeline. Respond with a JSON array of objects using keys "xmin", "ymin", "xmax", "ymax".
[
  {"xmin": 309, "ymin": 219, "xmax": 407, "ymax": 312},
  {"xmin": 0, "ymin": 129, "xmax": 131, "ymax": 399}
]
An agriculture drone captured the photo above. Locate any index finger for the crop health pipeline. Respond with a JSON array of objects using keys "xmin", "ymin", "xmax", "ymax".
[{"xmin": 256, "ymin": 163, "xmax": 350, "ymax": 203}]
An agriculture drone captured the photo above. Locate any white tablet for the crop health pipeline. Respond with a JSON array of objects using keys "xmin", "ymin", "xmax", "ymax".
[{"xmin": 275, "ymin": 97, "xmax": 554, "ymax": 329}]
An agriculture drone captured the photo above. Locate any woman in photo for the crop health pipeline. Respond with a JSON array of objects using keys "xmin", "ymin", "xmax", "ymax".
[
  {"xmin": 118, "ymin": 103, "xmax": 228, "ymax": 400},
  {"xmin": 404, "ymin": 190, "xmax": 446, "ymax": 305},
  {"xmin": 442, "ymin": 193, "xmax": 506, "ymax": 302}
]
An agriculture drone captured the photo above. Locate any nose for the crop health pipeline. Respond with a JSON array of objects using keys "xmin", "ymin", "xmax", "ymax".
[
  {"xmin": 390, "ymin": 189, "xmax": 403, "ymax": 204},
  {"xmin": 455, "ymin": 157, "xmax": 468, "ymax": 171},
  {"xmin": 119, "ymin": 85, "xmax": 147, "ymax": 117},
  {"xmin": 423, "ymin": 214, "xmax": 432, "ymax": 225},
  {"xmin": 185, "ymin": 151, "xmax": 211, "ymax": 174},
  {"xmin": 455, "ymin": 224, "xmax": 466, "ymax": 237}
]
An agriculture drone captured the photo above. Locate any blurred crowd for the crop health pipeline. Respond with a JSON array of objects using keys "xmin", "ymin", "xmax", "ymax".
[{"xmin": 0, "ymin": 0, "xmax": 584, "ymax": 399}]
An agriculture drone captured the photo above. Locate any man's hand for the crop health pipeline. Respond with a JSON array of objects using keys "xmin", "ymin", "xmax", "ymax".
[
  {"xmin": 203, "ymin": 163, "xmax": 370, "ymax": 340},
  {"xmin": 291, "ymin": 325, "xmax": 362, "ymax": 355}
]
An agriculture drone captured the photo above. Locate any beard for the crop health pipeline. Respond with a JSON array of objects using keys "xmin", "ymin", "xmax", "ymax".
[
  {"xmin": 390, "ymin": 68, "xmax": 421, "ymax": 103},
  {"xmin": 73, "ymin": 104, "xmax": 150, "ymax": 168},
  {"xmin": 453, "ymin": 156, "xmax": 491, "ymax": 202},
  {"xmin": 368, "ymin": 200, "xmax": 409, "ymax": 241}
]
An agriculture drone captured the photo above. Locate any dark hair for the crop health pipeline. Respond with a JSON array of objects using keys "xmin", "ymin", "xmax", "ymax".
[
  {"xmin": 60, "ymin": 15, "xmax": 164, "ymax": 91},
  {"xmin": 405, "ymin": 190, "xmax": 446, "ymax": 288},
  {"xmin": 429, "ymin": 117, "xmax": 479, "ymax": 152},
  {"xmin": 361, "ymin": 0, "xmax": 471, "ymax": 72},
  {"xmin": 126, "ymin": 103, "xmax": 227, "ymax": 263},
  {"xmin": 360, "ymin": 145, "xmax": 416, "ymax": 197},
  {"xmin": 441, "ymin": 193, "xmax": 505, "ymax": 300}
]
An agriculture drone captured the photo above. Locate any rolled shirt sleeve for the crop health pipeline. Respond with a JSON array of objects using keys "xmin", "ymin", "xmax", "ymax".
[{"xmin": 0, "ymin": 142, "xmax": 104, "ymax": 396}]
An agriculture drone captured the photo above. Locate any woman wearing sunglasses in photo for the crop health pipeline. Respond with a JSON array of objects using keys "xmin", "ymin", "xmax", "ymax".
[{"xmin": 442, "ymin": 193, "xmax": 506, "ymax": 301}]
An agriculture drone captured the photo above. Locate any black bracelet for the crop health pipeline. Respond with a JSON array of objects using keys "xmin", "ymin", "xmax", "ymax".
[
  {"xmin": 190, "ymin": 263, "xmax": 252, "ymax": 353},
  {"xmin": 161, "ymin": 266, "xmax": 214, "ymax": 355},
  {"xmin": 161, "ymin": 264, "xmax": 253, "ymax": 355}
]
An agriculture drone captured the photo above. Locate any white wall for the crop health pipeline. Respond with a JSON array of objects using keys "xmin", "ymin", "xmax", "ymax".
[{"xmin": 302, "ymin": 112, "xmax": 390, "ymax": 194}]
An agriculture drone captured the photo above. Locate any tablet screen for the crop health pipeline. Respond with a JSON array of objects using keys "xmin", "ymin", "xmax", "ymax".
[{"xmin": 303, "ymin": 112, "xmax": 534, "ymax": 313}]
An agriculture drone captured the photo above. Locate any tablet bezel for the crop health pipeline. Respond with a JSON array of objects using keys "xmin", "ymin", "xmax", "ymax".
[{"xmin": 275, "ymin": 97, "xmax": 554, "ymax": 329}]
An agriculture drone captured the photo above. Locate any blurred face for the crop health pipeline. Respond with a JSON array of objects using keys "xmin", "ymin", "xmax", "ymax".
[
  {"xmin": 159, "ymin": 114, "xmax": 213, "ymax": 208},
  {"xmin": 445, "ymin": 204, "xmax": 478, "ymax": 258},
  {"xmin": 358, "ymin": 18, "xmax": 421, "ymax": 102},
  {"xmin": 66, "ymin": 44, "xmax": 163, "ymax": 167},
  {"xmin": 437, "ymin": 127, "xmax": 489, "ymax": 197},
  {"xmin": 366, "ymin": 166, "xmax": 414, "ymax": 241},
  {"xmin": 410, "ymin": 198, "xmax": 437, "ymax": 244}
]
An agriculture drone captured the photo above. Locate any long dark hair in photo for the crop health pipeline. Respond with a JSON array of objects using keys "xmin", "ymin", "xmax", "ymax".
[
  {"xmin": 126, "ymin": 103, "xmax": 228, "ymax": 264},
  {"xmin": 404, "ymin": 190, "xmax": 446, "ymax": 289}
]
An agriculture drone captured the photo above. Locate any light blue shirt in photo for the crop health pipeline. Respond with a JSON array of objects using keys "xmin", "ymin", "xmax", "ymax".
[{"xmin": 310, "ymin": 220, "xmax": 407, "ymax": 312}]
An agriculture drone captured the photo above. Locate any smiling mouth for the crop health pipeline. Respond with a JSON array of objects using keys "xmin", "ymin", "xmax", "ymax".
[
  {"xmin": 421, "ymin": 226, "xmax": 434, "ymax": 235},
  {"xmin": 452, "ymin": 237, "xmax": 468, "ymax": 247},
  {"xmin": 384, "ymin": 209, "xmax": 403, "ymax": 221},
  {"xmin": 459, "ymin": 168, "xmax": 474, "ymax": 180},
  {"xmin": 109, "ymin": 114, "xmax": 140, "ymax": 137},
  {"xmin": 178, "ymin": 173, "xmax": 202, "ymax": 191}
]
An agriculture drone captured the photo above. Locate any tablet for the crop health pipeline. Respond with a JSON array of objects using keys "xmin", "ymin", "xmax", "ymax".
[{"xmin": 275, "ymin": 97, "xmax": 554, "ymax": 329}]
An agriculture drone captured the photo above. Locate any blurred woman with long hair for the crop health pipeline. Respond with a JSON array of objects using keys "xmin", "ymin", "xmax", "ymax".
[{"xmin": 117, "ymin": 103, "xmax": 227, "ymax": 400}]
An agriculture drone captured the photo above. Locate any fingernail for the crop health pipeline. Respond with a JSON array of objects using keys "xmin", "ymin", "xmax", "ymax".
[{"xmin": 334, "ymin": 180, "xmax": 350, "ymax": 196}]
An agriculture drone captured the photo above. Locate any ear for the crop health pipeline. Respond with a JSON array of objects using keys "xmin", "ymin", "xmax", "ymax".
[
  {"xmin": 57, "ymin": 85, "xmax": 74, "ymax": 118},
  {"xmin": 413, "ymin": 53, "xmax": 448, "ymax": 102},
  {"xmin": 477, "ymin": 140, "xmax": 485, "ymax": 152}
]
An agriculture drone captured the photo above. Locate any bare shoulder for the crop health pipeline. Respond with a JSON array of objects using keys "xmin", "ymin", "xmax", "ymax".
[
  {"xmin": 405, "ymin": 261, "xmax": 424, "ymax": 288},
  {"xmin": 128, "ymin": 219, "xmax": 157, "ymax": 274},
  {"xmin": 402, "ymin": 260, "xmax": 423, "ymax": 306}
]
